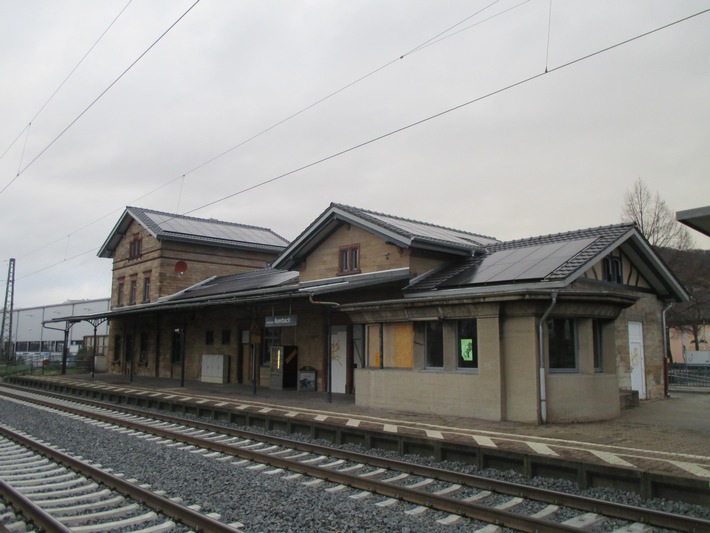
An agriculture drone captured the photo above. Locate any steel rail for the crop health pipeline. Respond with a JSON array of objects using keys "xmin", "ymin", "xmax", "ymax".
[
  {"xmin": 0, "ymin": 425, "xmax": 238, "ymax": 533},
  {"xmin": 3, "ymin": 385, "xmax": 710, "ymax": 532},
  {"xmin": 0, "ymin": 476, "xmax": 72, "ymax": 533},
  {"xmin": 0, "ymin": 392, "xmax": 574, "ymax": 532}
]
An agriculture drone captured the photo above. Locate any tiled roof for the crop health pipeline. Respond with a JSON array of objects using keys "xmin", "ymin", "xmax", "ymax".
[
  {"xmin": 128, "ymin": 206, "xmax": 289, "ymax": 249},
  {"xmin": 332, "ymin": 203, "xmax": 499, "ymax": 250},
  {"xmin": 407, "ymin": 223, "xmax": 635, "ymax": 291},
  {"xmin": 98, "ymin": 207, "xmax": 289, "ymax": 258}
]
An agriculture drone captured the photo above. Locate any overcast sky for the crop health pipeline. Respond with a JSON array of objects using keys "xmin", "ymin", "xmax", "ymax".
[{"xmin": 1, "ymin": 0, "xmax": 709, "ymax": 309}]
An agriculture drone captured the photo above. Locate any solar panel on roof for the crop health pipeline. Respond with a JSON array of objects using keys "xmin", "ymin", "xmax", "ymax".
[
  {"xmin": 446, "ymin": 237, "xmax": 596, "ymax": 286},
  {"xmin": 144, "ymin": 211, "xmax": 286, "ymax": 246}
]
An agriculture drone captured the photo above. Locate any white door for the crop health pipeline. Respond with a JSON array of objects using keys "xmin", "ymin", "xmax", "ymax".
[
  {"xmin": 628, "ymin": 321, "xmax": 647, "ymax": 399},
  {"xmin": 330, "ymin": 325, "xmax": 348, "ymax": 394}
]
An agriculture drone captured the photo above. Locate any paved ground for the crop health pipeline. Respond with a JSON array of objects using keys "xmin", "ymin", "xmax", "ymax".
[{"xmin": 8, "ymin": 373, "xmax": 710, "ymax": 480}]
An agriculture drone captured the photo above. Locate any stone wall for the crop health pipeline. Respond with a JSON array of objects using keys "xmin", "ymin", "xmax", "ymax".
[{"xmin": 616, "ymin": 293, "xmax": 666, "ymax": 399}]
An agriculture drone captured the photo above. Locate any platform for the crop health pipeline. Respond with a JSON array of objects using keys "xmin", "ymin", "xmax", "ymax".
[{"xmin": 4, "ymin": 373, "xmax": 710, "ymax": 492}]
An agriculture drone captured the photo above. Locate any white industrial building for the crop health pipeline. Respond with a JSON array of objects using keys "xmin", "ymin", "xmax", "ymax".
[{"xmin": 12, "ymin": 298, "xmax": 110, "ymax": 361}]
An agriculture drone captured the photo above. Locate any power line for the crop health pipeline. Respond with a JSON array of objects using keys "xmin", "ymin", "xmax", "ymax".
[
  {"xmin": 0, "ymin": 0, "xmax": 201, "ymax": 197},
  {"xmin": 411, "ymin": 0, "xmax": 531, "ymax": 54},
  {"xmin": 0, "ymin": 1, "xmax": 134, "ymax": 161},
  {"xmin": 183, "ymin": 7, "xmax": 710, "ymax": 217},
  {"xmin": 10, "ymin": 1, "xmax": 518, "ymax": 268},
  {"xmin": 180, "ymin": 0, "xmax": 510, "ymax": 178},
  {"xmin": 18, "ymin": 247, "xmax": 99, "ymax": 281},
  {"xmin": 16, "ymin": 175, "xmax": 184, "ymax": 262},
  {"xmin": 12, "ymin": 6, "xmax": 710, "ymax": 280}
]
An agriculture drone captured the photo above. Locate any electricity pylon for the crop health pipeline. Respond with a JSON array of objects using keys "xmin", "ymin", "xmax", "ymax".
[{"xmin": 1, "ymin": 258, "xmax": 16, "ymax": 360}]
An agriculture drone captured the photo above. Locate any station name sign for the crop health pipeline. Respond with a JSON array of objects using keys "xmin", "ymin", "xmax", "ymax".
[{"xmin": 265, "ymin": 315, "xmax": 298, "ymax": 328}]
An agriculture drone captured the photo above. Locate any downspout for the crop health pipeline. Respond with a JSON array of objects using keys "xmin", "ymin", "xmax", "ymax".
[
  {"xmin": 309, "ymin": 294, "xmax": 340, "ymax": 404},
  {"xmin": 662, "ymin": 302, "xmax": 673, "ymax": 398},
  {"xmin": 538, "ymin": 293, "xmax": 557, "ymax": 424},
  {"xmin": 662, "ymin": 302, "xmax": 673, "ymax": 361}
]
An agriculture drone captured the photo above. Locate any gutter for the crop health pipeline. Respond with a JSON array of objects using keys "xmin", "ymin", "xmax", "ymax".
[{"xmin": 538, "ymin": 293, "xmax": 557, "ymax": 424}]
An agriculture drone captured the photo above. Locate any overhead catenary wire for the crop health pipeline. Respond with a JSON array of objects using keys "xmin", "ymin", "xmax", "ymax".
[
  {"xmin": 0, "ymin": 0, "xmax": 134, "ymax": 161},
  {"xmin": 0, "ymin": 0, "xmax": 201, "ymax": 197},
  {"xmin": 19, "ymin": 247, "xmax": 101, "ymax": 281},
  {"xmin": 407, "ymin": 0, "xmax": 531, "ymax": 54},
  {"xmin": 10, "ymin": 1, "xmax": 519, "ymax": 267},
  {"xmin": 14, "ymin": 123, "xmax": 32, "ymax": 180},
  {"xmin": 12, "ymin": 6, "xmax": 710, "ymax": 281},
  {"xmin": 182, "ymin": 7, "xmax": 710, "ymax": 218},
  {"xmin": 16, "ymin": 173, "xmax": 185, "ymax": 262},
  {"xmin": 179, "ymin": 0, "xmax": 509, "ymax": 178},
  {"xmin": 545, "ymin": 0, "xmax": 553, "ymax": 72}
]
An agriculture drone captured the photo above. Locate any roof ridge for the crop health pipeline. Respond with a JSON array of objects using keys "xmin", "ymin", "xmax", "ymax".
[
  {"xmin": 127, "ymin": 206, "xmax": 282, "ymax": 234},
  {"xmin": 488, "ymin": 222, "xmax": 634, "ymax": 250},
  {"xmin": 331, "ymin": 202, "xmax": 498, "ymax": 241}
]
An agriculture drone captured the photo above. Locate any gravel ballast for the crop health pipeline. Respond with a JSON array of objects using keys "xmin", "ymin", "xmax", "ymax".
[{"xmin": 0, "ymin": 396, "xmax": 707, "ymax": 532}]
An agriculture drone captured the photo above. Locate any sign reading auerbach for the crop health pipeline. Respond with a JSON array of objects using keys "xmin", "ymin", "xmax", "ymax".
[{"xmin": 265, "ymin": 315, "xmax": 298, "ymax": 328}]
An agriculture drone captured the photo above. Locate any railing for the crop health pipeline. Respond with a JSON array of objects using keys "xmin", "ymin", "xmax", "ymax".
[{"xmin": 668, "ymin": 363, "xmax": 710, "ymax": 388}]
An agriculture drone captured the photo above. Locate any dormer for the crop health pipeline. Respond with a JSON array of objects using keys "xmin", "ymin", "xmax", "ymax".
[{"xmin": 273, "ymin": 203, "xmax": 498, "ymax": 283}]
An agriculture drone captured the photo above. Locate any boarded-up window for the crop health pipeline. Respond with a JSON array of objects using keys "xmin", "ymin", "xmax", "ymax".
[
  {"xmin": 393, "ymin": 323, "xmax": 413, "ymax": 368},
  {"xmin": 367, "ymin": 324, "xmax": 381, "ymax": 367}
]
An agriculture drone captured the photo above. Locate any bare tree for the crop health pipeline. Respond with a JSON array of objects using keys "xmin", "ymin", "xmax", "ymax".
[{"xmin": 622, "ymin": 178, "xmax": 693, "ymax": 250}]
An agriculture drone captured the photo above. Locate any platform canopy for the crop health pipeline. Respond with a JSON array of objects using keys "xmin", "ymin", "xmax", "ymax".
[{"xmin": 677, "ymin": 205, "xmax": 710, "ymax": 237}]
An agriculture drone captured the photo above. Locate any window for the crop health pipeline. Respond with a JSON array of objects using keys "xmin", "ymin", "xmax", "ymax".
[
  {"xmin": 548, "ymin": 318, "xmax": 577, "ymax": 371},
  {"xmin": 262, "ymin": 328, "xmax": 280, "ymax": 366},
  {"xmin": 129, "ymin": 279, "xmax": 137, "ymax": 305},
  {"xmin": 221, "ymin": 329, "xmax": 231, "ymax": 345},
  {"xmin": 603, "ymin": 255, "xmax": 623, "ymax": 284},
  {"xmin": 142, "ymin": 276, "xmax": 151, "ymax": 303},
  {"xmin": 205, "ymin": 330, "xmax": 214, "ymax": 345},
  {"xmin": 593, "ymin": 319, "xmax": 603, "ymax": 372},
  {"xmin": 117, "ymin": 282, "xmax": 124, "ymax": 307},
  {"xmin": 338, "ymin": 244, "xmax": 360, "ymax": 275},
  {"xmin": 129, "ymin": 234, "xmax": 142, "ymax": 259},
  {"xmin": 425, "ymin": 321, "xmax": 443, "ymax": 368},
  {"xmin": 457, "ymin": 319, "xmax": 478, "ymax": 369}
]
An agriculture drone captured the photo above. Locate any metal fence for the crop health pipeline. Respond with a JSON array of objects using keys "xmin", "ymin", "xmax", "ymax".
[{"xmin": 668, "ymin": 363, "xmax": 710, "ymax": 388}]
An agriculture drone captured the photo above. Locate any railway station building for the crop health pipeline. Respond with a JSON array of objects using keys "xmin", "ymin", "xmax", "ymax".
[{"xmin": 63, "ymin": 203, "xmax": 688, "ymax": 424}]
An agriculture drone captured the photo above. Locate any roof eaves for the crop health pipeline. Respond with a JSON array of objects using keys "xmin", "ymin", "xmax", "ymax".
[
  {"xmin": 97, "ymin": 209, "xmax": 135, "ymax": 258},
  {"xmin": 334, "ymin": 203, "xmax": 497, "ymax": 250},
  {"xmin": 158, "ymin": 232, "xmax": 287, "ymax": 252},
  {"xmin": 543, "ymin": 225, "xmax": 634, "ymax": 282},
  {"xmin": 299, "ymin": 268, "xmax": 411, "ymax": 295}
]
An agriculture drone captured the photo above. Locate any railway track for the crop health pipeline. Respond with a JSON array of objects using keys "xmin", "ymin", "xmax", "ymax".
[
  {"xmin": 1, "ymin": 385, "xmax": 708, "ymax": 532},
  {"xmin": 0, "ymin": 424, "xmax": 241, "ymax": 532}
]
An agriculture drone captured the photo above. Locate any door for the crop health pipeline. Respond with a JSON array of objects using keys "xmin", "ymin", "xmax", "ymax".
[
  {"xmin": 628, "ymin": 321, "xmax": 647, "ymax": 399},
  {"xmin": 330, "ymin": 325, "xmax": 347, "ymax": 393}
]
